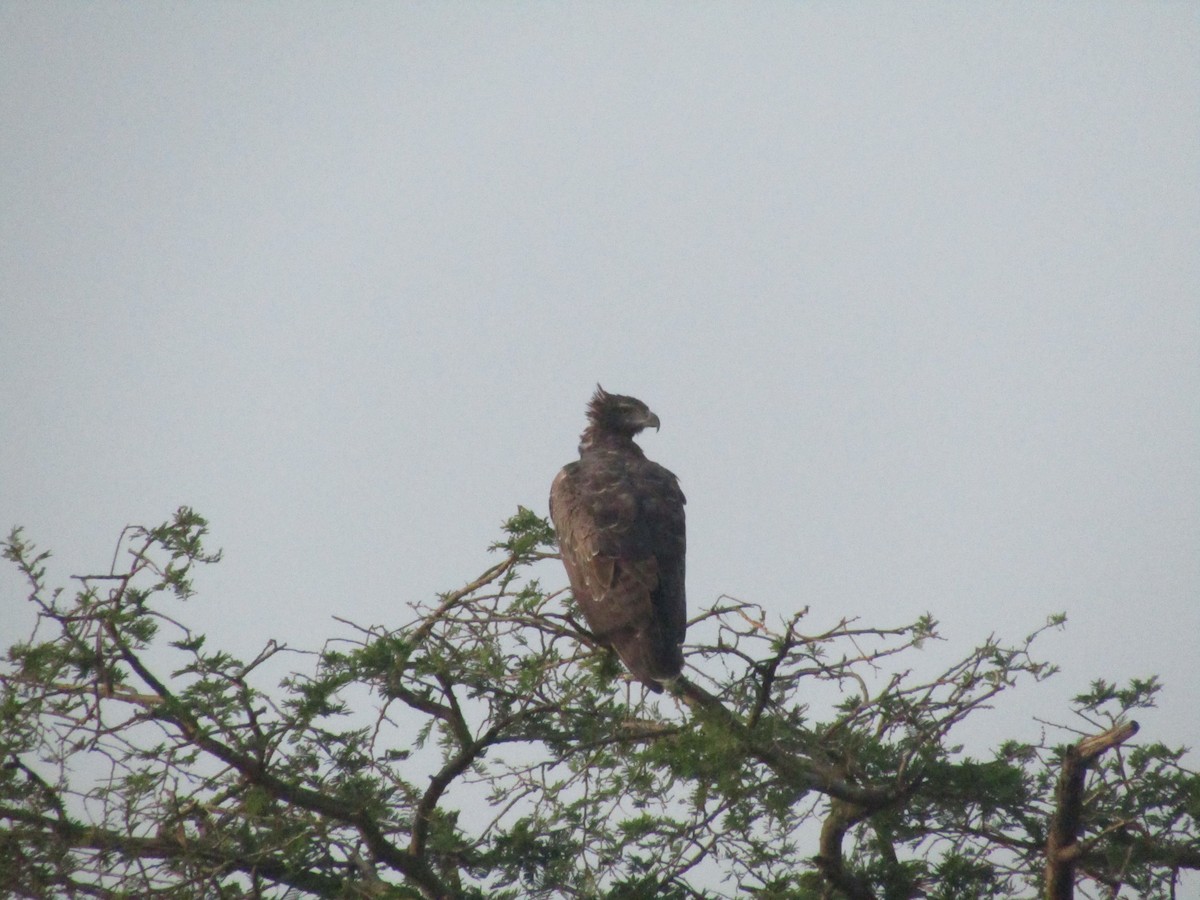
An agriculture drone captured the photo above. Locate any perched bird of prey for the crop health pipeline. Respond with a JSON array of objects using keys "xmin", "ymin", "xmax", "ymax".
[{"xmin": 549, "ymin": 386, "xmax": 687, "ymax": 691}]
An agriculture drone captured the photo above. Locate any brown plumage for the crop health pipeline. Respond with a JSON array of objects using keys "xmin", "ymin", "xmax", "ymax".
[{"xmin": 549, "ymin": 386, "xmax": 687, "ymax": 691}]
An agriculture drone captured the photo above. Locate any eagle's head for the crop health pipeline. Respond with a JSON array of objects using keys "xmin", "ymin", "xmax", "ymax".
[{"xmin": 586, "ymin": 385, "xmax": 661, "ymax": 437}]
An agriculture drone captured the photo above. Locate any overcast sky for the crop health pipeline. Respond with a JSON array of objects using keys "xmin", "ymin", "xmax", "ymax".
[{"xmin": 2, "ymin": 4, "xmax": 1197, "ymax": 761}]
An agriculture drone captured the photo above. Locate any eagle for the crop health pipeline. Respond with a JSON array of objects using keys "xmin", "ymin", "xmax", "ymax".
[{"xmin": 549, "ymin": 386, "xmax": 687, "ymax": 691}]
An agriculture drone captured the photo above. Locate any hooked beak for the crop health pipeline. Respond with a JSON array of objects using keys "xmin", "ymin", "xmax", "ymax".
[{"xmin": 644, "ymin": 411, "xmax": 661, "ymax": 431}]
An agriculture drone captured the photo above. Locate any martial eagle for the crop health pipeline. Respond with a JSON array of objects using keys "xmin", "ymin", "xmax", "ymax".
[{"xmin": 549, "ymin": 386, "xmax": 687, "ymax": 691}]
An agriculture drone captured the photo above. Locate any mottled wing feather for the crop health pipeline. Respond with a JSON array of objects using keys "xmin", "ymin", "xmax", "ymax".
[{"xmin": 550, "ymin": 454, "xmax": 686, "ymax": 688}]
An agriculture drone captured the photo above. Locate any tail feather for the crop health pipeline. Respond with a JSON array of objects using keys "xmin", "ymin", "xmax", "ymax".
[{"xmin": 610, "ymin": 628, "xmax": 683, "ymax": 692}]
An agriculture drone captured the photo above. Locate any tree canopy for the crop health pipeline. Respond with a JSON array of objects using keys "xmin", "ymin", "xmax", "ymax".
[{"xmin": 2, "ymin": 507, "xmax": 1197, "ymax": 898}]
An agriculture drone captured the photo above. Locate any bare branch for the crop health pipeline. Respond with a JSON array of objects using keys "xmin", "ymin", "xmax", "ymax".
[{"xmin": 1045, "ymin": 721, "xmax": 1141, "ymax": 900}]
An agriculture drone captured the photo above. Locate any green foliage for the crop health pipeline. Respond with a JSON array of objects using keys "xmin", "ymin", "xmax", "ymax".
[{"xmin": 1, "ymin": 509, "xmax": 1197, "ymax": 898}]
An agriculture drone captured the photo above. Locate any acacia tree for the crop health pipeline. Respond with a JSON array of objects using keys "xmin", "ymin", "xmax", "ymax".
[{"xmin": 1, "ymin": 507, "xmax": 1197, "ymax": 898}]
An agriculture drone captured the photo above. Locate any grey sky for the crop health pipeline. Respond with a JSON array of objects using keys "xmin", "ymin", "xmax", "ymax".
[{"xmin": 2, "ymin": 2, "xmax": 1197, "ymax": 767}]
